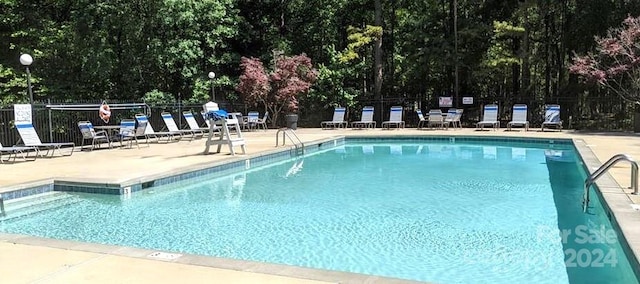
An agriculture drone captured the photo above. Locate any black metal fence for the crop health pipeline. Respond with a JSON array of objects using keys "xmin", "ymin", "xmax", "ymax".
[
  {"xmin": 0, "ymin": 95, "xmax": 634, "ymax": 147},
  {"xmin": 0, "ymin": 100, "xmax": 248, "ymax": 147}
]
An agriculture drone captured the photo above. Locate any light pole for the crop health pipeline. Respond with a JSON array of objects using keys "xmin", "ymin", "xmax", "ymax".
[
  {"xmin": 20, "ymin": 54, "xmax": 34, "ymax": 124},
  {"xmin": 208, "ymin": 71, "xmax": 216, "ymax": 101},
  {"xmin": 20, "ymin": 54, "xmax": 34, "ymax": 107}
]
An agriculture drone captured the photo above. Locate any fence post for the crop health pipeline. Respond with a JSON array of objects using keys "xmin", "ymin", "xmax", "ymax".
[{"xmin": 47, "ymin": 98, "xmax": 53, "ymax": 142}]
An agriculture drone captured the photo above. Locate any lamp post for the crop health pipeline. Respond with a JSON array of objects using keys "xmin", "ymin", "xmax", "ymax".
[
  {"xmin": 20, "ymin": 54, "xmax": 34, "ymax": 107},
  {"xmin": 208, "ymin": 71, "xmax": 216, "ymax": 101}
]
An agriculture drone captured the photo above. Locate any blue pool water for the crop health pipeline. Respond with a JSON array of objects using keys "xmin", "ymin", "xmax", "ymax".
[{"xmin": 1, "ymin": 140, "xmax": 638, "ymax": 283}]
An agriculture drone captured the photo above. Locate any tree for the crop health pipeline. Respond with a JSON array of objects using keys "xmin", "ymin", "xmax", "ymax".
[
  {"xmin": 237, "ymin": 54, "xmax": 318, "ymax": 128},
  {"xmin": 569, "ymin": 15, "xmax": 640, "ymax": 104}
]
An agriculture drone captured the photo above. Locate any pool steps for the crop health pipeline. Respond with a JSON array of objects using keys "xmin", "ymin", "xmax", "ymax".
[{"xmin": 0, "ymin": 192, "xmax": 81, "ymax": 221}]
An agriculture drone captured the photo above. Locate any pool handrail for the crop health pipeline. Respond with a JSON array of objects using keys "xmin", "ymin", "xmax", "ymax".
[{"xmin": 583, "ymin": 153, "xmax": 638, "ymax": 212}]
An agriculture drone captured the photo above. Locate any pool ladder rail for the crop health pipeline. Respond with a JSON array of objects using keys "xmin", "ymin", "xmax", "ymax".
[
  {"xmin": 583, "ymin": 154, "xmax": 638, "ymax": 213},
  {"xmin": 276, "ymin": 128, "xmax": 304, "ymax": 155},
  {"xmin": 0, "ymin": 194, "xmax": 4, "ymax": 217}
]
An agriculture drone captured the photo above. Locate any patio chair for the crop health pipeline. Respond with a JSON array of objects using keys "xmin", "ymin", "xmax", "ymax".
[
  {"xmin": 382, "ymin": 106, "xmax": 405, "ymax": 129},
  {"xmin": 444, "ymin": 109, "xmax": 463, "ymax": 129},
  {"xmin": 135, "ymin": 114, "xmax": 179, "ymax": 143},
  {"xmin": 0, "ymin": 142, "xmax": 36, "ymax": 163},
  {"xmin": 507, "ymin": 104, "xmax": 529, "ymax": 131},
  {"xmin": 161, "ymin": 112, "xmax": 197, "ymax": 139},
  {"xmin": 321, "ymin": 107, "xmax": 348, "ymax": 129},
  {"xmin": 351, "ymin": 106, "xmax": 376, "ymax": 129},
  {"xmin": 15, "ymin": 122, "xmax": 75, "ymax": 157},
  {"xmin": 427, "ymin": 109, "xmax": 445, "ymax": 129},
  {"xmin": 416, "ymin": 110, "xmax": 428, "ymax": 129},
  {"xmin": 476, "ymin": 104, "xmax": 500, "ymax": 131},
  {"xmin": 246, "ymin": 111, "xmax": 268, "ymax": 131},
  {"xmin": 541, "ymin": 104, "xmax": 563, "ymax": 131},
  {"xmin": 78, "ymin": 121, "xmax": 111, "ymax": 151},
  {"xmin": 113, "ymin": 119, "xmax": 148, "ymax": 149},
  {"xmin": 256, "ymin": 112, "xmax": 269, "ymax": 130}
]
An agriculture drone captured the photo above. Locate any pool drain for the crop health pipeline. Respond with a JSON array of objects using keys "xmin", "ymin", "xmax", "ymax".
[{"xmin": 147, "ymin": 251, "xmax": 182, "ymax": 260}]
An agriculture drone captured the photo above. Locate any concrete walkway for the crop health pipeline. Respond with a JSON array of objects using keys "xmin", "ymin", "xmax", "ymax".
[{"xmin": 1, "ymin": 128, "xmax": 640, "ymax": 283}]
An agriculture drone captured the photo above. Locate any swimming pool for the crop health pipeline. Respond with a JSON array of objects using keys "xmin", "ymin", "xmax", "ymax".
[{"xmin": 0, "ymin": 138, "xmax": 638, "ymax": 283}]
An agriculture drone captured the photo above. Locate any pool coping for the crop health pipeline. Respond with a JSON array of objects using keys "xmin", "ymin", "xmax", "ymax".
[
  {"xmin": 572, "ymin": 138, "xmax": 640, "ymax": 278},
  {"xmin": 1, "ymin": 134, "xmax": 639, "ymax": 282}
]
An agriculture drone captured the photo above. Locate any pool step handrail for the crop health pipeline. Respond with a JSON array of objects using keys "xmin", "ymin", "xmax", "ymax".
[
  {"xmin": 0, "ymin": 194, "xmax": 5, "ymax": 217},
  {"xmin": 583, "ymin": 153, "xmax": 638, "ymax": 212},
  {"xmin": 276, "ymin": 128, "xmax": 304, "ymax": 155}
]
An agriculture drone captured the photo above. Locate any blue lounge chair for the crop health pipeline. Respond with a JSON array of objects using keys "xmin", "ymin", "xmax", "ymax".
[
  {"xmin": 321, "ymin": 107, "xmax": 348, "ymax": 129},
  {"xmin": 161, "ymin": 112, "xmax": 197, "ymax": 139},
  {"xmin": 476, "ymin": 104, "xmax": 500, "ymax": 130},
  {"xmin": 135, "ymin": 114, "xmax": 179, "ymax": 143},
  {"xmin": 0, "ymin": 142, "xmax": 36, "ymax": 163},
  {"xmin": 541, "ymin": 104, "xmax": 563, "ymax": 131},
  {"xmin": 507, "ymin": 104, "xmax": 529, "ymax": 131},
  {"xmin": 352, "ymin": 106, "xmax": 376, "ymax": 129},
  {"xmin": 15, "ymin": 122, "xmax": 75, "ymax": 156},
  {"xmin": 382, "ymin": 106, "xmax": 405, "ymax": 129}
]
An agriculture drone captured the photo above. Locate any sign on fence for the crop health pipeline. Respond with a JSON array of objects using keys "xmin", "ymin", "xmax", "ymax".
[
  {"xmin": 439, "ymin": 97, "xmax": 453, "ymax": 107},
  {"xmin": 14, "ymin": 104, "xmax": 32, "ymax": 124}
]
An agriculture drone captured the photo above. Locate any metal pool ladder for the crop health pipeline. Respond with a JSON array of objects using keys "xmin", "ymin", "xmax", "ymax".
[
  {"xmin": 583, "ymin": 154, "xmax": 638, "ymax": 213},
  {"xmin": 0, "ymin": 194, "xmax": 5, "ymax": 217},
  {"xmin": 276, "ymin": 128, "xmax": 304, "ymax": 155}
]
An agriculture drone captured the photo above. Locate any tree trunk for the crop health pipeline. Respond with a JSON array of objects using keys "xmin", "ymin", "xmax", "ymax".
[{"xmin": 374, "ymin": 0, "xmax": 383, "ymax": 123}]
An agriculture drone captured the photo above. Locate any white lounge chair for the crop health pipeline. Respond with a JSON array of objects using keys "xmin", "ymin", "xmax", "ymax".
[
  {"xmin": 507, "ymin": 104, "xmax": 529, "ymax": 131},
  {"xmin": 476, "ymin": 104, "xmax": 500, "ymax": 130},
  {"xmin": 321, "ymin": 107, "xmax": 348, "ymax": 129},
  {"xmin": 161, "ymin": 112, "xmax": 197, "ymax": 139},
  {"xmin": 15, "ymin": 122, "xmax": 75, "ymax": 157},
  {"xmin": 416, "ymin": 110, "xmax": 428, "ymax": 129},
  {"xmin": 78, "ymin": 121, "xmax": 111, "ymax": 150},
  {"xmin": 541, "ymin": 104, "xmax": 563, "ymax": 131},
  {"xmin": 351, "ymin": 106, "xmax": 376, "ymax": 129},
  {"xmin": 0, "ymin": 142, "xmax": 36, "ymax": 163},
  {"xmin": 135, "ymin": 114, "xmax": 179, "ymax": 143},
  {"xmin": 182, "ymin": 111, "xmax": 210, "ymax": 136},
  {"xmin": 382, "ymin": 106, "xmax": 405, "ymax": 129}
]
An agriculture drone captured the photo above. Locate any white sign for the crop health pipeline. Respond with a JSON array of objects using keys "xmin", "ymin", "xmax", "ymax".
[
  {"xmin": 439, "ymin": 97, "xmax": 453, "ymax": 107},
  {"xmin": 463, "ymin": 97, "xmax": 474, "ymax": 105},
  {"xmin": 14, "ymin": 104, "xmax": 32, "ymax": 124}
]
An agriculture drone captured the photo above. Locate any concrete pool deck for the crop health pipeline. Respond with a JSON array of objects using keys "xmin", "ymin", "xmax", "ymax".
[{"xmin": 1, "ymin": 127, "xmax": 640, "ymax": 283}]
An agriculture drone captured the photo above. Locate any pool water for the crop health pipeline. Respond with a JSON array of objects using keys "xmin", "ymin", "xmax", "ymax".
[{"xmin": 0, "ymin": 141, "xmax": 638, "ymax": 283}]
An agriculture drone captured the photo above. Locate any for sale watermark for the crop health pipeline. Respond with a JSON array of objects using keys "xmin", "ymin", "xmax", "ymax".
[{"xmin": 536, "ymin": 224, "xmax": 620, "ymax": 268}]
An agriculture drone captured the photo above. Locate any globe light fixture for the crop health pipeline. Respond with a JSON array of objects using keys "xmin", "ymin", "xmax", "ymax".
[{"xmin": 208, "ymin": 71, "xmax": 216, "ymax": 101}]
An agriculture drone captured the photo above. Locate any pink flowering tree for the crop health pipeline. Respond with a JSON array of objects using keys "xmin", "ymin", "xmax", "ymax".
[
  {"xmin": 569, "ymin": 16, "xmax": 640, "ymax": 104},
  {"xmin": 237, "ymin": 54, "xmax": 318, "ymax": 128}
]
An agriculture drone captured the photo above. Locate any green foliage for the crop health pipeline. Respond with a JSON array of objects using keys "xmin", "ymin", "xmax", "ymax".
[
  {"xmin": 484, "ymin": 21, "xmax": 523, "ymax": 68},
  {"xmin": 143, "ymin": 89, "xmax": 175, "ymax": 105},
  {"xmin": 338, "ymin": 25, "xmax": 383, "ymax": 63}
]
